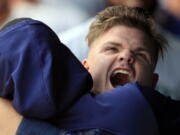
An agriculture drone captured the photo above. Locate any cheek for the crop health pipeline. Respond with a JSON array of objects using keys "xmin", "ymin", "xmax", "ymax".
[
  {"xmin": 94, "ymin": 54, "xmax": 114, "ymax": 66},
  {"xmin": 135, "ymin": 62, "xmax": 154, "ymax": 85},
  {"xmin": 135, "ymin": 61, "xmax": 153, "ymax": 78},
  {"xmin": 88, "ymin": 57, "xmax": 105, "ymax": 76},
  {"xmin": 89, "ymin": 55, "xmax": 114, "ymax": 76}
]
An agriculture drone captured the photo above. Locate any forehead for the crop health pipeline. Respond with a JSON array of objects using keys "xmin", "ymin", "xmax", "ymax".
[{"xmin": 91, "ymin": 25, "xmax": 152, "ymax": 50}]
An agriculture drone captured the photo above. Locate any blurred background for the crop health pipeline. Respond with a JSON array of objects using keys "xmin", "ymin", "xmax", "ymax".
[
  {"xmin": 0, "ymin": 0, "xmax": 109, "ymax": 33},
  {"xmin": 1, "ymin": 0, "xmax": 180, "ymax": 99}
]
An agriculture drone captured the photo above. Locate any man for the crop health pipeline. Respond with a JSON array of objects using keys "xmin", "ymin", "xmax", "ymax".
[
  {"xmin": 60, "ymin": 0, "xmax": 180, "ymax": 99},
  {"xmin": 0, "ymin": 5, "xmax": 179, "ymax": 135}
]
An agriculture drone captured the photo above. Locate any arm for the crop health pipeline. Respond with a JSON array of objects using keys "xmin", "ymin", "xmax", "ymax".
[
  {"xmin": 0, "ymin": 98, "xmax": 110, "ymax": 135},
  {"xmin": 0, "ymin": 19, "xmax": 92, "ymax": 120},
  {"xmin": 0, "ymin": 98, "xmax": 66, "ymax": 135},
  {"xmin": 0, "ymin": 98, "xmax": 22, "ymax": 135}
]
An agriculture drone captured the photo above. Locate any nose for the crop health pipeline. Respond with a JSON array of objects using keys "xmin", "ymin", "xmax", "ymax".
[{"xmin": 118, "ymin": 50, "xmax": 134, "ymax": 64}]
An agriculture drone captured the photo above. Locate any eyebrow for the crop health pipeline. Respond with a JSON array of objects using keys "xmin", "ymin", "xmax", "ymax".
[
  {"xmin": 134, "ymin": 47, "xmax": 150, "ymax": 53},
  {"xmin": 104, "ymin": 41, "xmax": 151, "ymax": 54},
  {"xmin": 104, "ymin": 42, "xmax": 149, "ymax": 51},
  {"xmin": 103, "ymin": 41, "xmax": 122, "ymax": 47}
]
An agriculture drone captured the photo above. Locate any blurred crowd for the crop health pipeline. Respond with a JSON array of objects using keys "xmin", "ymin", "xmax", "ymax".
[
  {"xmin": 1, "ymin": 0, "xmax": 180, "ymax": 35},
  {"xmin": 0, "ymin": 0, "xmax": 109, "ymax": 33},
  {"xmin": 1, "ymin": 0, "xmax": 180, "ymax": 99}
]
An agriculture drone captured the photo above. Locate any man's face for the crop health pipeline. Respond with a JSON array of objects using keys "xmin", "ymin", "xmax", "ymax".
[{"xmin": 83, "ymin": 25, "xmax": 158, "ymax": 93}]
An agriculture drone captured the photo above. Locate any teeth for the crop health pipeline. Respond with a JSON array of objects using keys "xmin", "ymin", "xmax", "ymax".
[
  {"xmin": 110, "ymin": 69, "xmax": 131, "ymax": 87},
  {"xmin": 113, "ymin": 70, "xmax": 129, "ymax": 75}
]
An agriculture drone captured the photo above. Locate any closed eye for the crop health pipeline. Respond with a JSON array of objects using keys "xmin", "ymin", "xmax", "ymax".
[
  {"xmin": 135, "ymin": 52, "xmax": 150, "ymax": 63},
  {"xmin": 102, "ymin": 42, "xmax": 122, "ymax": 54},
  {"xmin": 104, "ymin": 46, "xmax": 119, "ymax": 53},
  {"xmin": 134, "ymin": 47, "xmax": 152, "ymax": 64}
]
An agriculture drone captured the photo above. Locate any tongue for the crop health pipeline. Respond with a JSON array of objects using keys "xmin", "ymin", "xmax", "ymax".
[{"xmin": 110, "ymin": 73, "xmax": 130, "ymax": 87}]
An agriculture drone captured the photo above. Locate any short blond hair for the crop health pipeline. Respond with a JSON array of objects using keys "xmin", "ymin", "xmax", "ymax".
[{"xmin": 86, "ymin": 5, "xmax": 167, "ymax": 64}]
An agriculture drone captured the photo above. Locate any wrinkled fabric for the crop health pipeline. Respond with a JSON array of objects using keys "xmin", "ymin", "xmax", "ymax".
[
  {"xmin": 16, "ymin": 118, "xmax": 63, "ymax": 135},
  {"xmin": 56, "ymin": 83, "xmax": 159, "ymax": 135},
  {"xmin": 1, "ymin": 19, "xmax": 179, "ymax": 135},
  {"xmin": 0, "ymin": 19, "xmax": 93, "ymax": 118},
  {"xmin": 17, "ymin": 118, "xmax": 112, "ymax": 135}
]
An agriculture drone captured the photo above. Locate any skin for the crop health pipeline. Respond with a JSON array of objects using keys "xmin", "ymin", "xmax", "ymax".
[
  {"xmin": 0, "ymin": 98, "xmax": 22, "ymax": 135},
  {"xmin": 83, "ymin": 25, "xmax": 158, "ymax": 93}
]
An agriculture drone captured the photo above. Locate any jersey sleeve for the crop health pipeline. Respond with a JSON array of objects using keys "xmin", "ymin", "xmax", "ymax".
[{"xmin": 0, "ymin": 19, "xmax": 92, "ymax": 119}]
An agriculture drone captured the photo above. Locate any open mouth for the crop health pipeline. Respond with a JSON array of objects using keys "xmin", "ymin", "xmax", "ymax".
[{"xmin": 110, "ymin": 69, "xmax": 131, "ymax": 87}]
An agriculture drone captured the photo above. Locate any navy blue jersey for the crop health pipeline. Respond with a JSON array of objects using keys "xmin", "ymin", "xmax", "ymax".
[
  {"xmin": 0, "ymin": 19, "xmax": 179, "ymax": 135},
  {"xmin": 0, "ymin": 19, "xmax": 92, "ymax": 118}
]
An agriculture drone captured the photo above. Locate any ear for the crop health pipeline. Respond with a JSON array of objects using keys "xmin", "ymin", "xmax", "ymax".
[
  {"xmin": 152, "ymin": 73, "xmax": 159, "ymax": 89},
  {"xmin": 82, "ymin": 59, "xmax": 90, "ymax": 71}
]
